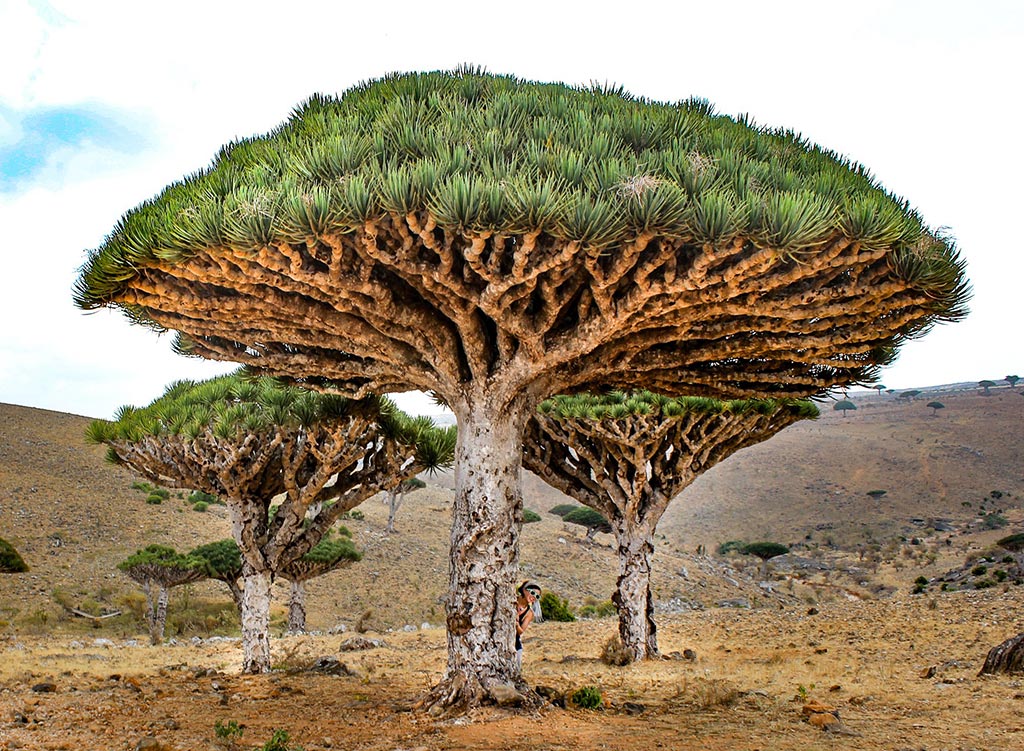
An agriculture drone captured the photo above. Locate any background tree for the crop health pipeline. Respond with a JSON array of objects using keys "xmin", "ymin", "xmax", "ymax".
[
  {"xmin": 741, "ymin": 541, "xmax": 790, "ymax": 576},
  {"xmin": 524, "ymin": 391, "xmax": 816, "ymax": 660},
  {"xmin": 280, "ymin": 530, "xmax": 361, "ymax": 632},
  {"xmin": 833, "ymin": 399, "xmax": 857, "ymax": 417},
  {"xmin": 548, "ymin": 504, "xmax": 580, "ymax": 518},
  {"xmin": 1006, "ymin": 375, "xmax": 1020, "ymax": 388},
  {"xmin": 118, "ymin": 544, "xmax": 208, "ymax": 644},
  {"xmin": 88, "ymin": 373, "xmax": 452, "ymax": 672},
  {"xmin": 0, "ymin": 537, "xmax": 28, "ymax": 573},
  {"xmin": 898, "ymin": 390, "xmax": 922, "ymax": 401},
  {"xmin": 191, "ymin": 539, "xmax": 244, "ymax": 610},
  {"xmin": 979, "ymin": 380, "xmax": 995, "ymax": 395},
  {"xmin": 926, "ymin": 400, "xmax": 945, "ymax": 415},
  {"xmin": 872, "ymin": 384, "xmax": 886, "ymax": 397},
  {"xmin": 383, "ymin": 477, "xmax": 428, "ymax": 533},
  {"xmin": 561, "ymin": 507, "xmax": 613, "ymax": 542},
  {"xmin": 74, "ymin": 69, "xmax": 969, "ymax": 708}
]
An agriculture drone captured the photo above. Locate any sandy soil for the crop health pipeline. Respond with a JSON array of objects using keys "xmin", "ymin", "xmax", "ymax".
[{"xmin": 2, "ymin": 587, "xmax": 1022, "ymax": 751}]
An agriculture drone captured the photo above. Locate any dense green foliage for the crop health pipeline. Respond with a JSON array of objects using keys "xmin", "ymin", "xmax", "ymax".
[
  {"xmin": 571, "ymin": 686, "xmax": 603, "ymax": 709},
  {"xmin": 996, "ymin": 533, "xmax": 1024, "ymax": 552},
  {"xmin": 75, "ymin": 68, "xmax": 968, "ymax": 327},
  {"xmin": 118, "ymin": 544, "xmax": 208, "ymax": 576},
  {"xmin": 0, "ymin": 537, "xmax": 28, "ymax": 573},
  {"xmin": 522, "ymin": 509, "xmax": 541, "ymax": 523},
  {"xmin": 549, "ymin": 504, "xmax": 579, "ymax": 517},
  {"xmin": 539, "ymin": 591, "xmax": 576, "ymax": 622},
  {"xmin": 741, "ymin": 542, "xmax": 790, "ymax": 560},
  {"xmin": 562, "ymin": 507, "xmax": 612, "ymax": 535},
  {"xmin": 190, "ymin": 540, "xmax": 242, "ymax": 581},
  {"xmin": 537, "ymin": 390, "xmax": 819, "ymax": 421}
]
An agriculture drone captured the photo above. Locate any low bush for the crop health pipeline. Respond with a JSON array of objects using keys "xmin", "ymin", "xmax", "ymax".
[
  {"xmin": 540, "ymin": 591, "xmax": 575, "ymax": 622},
  {"xmin": 549, "ymin": 504, "xmax": 578, "ymax": 517},
  {"xmin": 145, "ymin": 492, "xmax": 164, "ymax": 505},
  {"xmin": 571, "ymin": 685, "xmax": 603, "ymax": 709},
  {"xmin": 578, "ymin": 598, "xmax": 616, "ymax": 618},
  {"xmin": 600, "ymin": 635, "xmax": 631, "ymax": 666},
  {"xmin": 193, "ymin": 501, "xmax": 209, "ymax": 512},
  {"xmin": 522, "ymin": 509, "xmax": 541, "ymax": 523}
]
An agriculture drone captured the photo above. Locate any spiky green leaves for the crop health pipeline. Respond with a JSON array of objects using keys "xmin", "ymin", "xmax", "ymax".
[
  {"xmin": 537, "ymin": 390, "xmax": 819, "ymax": 422},
  {"xmin": 74, "ymin": 68, "xmax": 967, "ymax": 318},
  {"xmin": 118, "ymin": 544, "xmax": 208, "ymax": 585},
  {"xmin": 86, "ymin": 370, "xmax": 381, "ymax": 443}
]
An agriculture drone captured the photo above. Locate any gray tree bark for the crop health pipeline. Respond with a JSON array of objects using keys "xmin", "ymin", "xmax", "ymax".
[
  {"xmin": 610, "ymin": 520, "xmax": 659, "ymax": 660},
  {"xmin": 150, "ymin": 585, "xmax": 169, "ymax": 645},
  {"xmin": 240, "ymin": 567, "xmax": 273, "ymax": 673},
  {"xmin": 426, "ymin": 394, "xmax": 532, "ymax": 710},
  {"xmin": 288, "ymin": 579, "xmax": 307, "ymax": 633}
]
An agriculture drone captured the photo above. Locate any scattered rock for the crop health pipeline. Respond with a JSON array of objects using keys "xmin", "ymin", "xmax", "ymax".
[
  {"xmin": 979, "ymin": 631, "xmax": 1024, "ymax": 675},
  {"xmin": 716, "ymin": 598, "xmax": 750, "ymax": 609},
  {"xmin": 487, "ymin": 683, "xmax": 524, "ymax": 707},
  {"xmin": 31, "ymin": 682, "xmax": 56, "ymax": 693},
  {"xmin": 807, "ymin": 607, "xmax": 819, "ymax": 616},
  {"xmin": 621, "ymin": 701, "xmax": 645, "ymax": 715},
  {"xmin": 134, "ymin": 737, "xmax": 163, "ymax": 751},
  {"xmin": 339, "ymin": 636, "xmax": 387, "ymax": 651},
  {"xmin": 535, "ymin": 685, "xmax": 565, "ymax": 707},
  {"xmin": 920, "ymin": 665, "xmax": 937, "ymax": 679},
  {"xmin": 306, "ymin": 656, "xmax": 357, "ymax": 676}
]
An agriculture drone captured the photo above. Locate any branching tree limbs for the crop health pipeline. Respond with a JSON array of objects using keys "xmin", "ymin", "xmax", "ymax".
[
  {"xmin": 75, "ymin": 69, "xmax": 969, "ymax": 708},
  {"xmin": 281, "ymin": 532, "xmax": 361, "ymax": 633},
  {"xmin": 88, "ymin": 373, "xmax": 451, "ymax": 672},
  {"xmin": 523, "ymin": 392, "xmax": 817, "ymax": 661},
  {"xmin": 118, "ymin": 545, "xmax": 208, "ymax": 644}
]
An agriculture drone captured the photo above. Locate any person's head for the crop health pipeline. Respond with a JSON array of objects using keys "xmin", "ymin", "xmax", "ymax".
[{"xmin": 518, "ymin": 581, "xmax": 541, "ymax": 603}]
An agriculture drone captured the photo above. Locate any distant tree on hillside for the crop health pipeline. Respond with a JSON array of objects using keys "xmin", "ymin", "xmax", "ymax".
[
  {"xmin": 562, "ymin": 507, "xmax": 612, "ymax": 541},
  {"xmin": 872, "ymin": 384, "xmax": 886, "ymax": 396},
  {"xmin": 549, "ymin": 504, "xmax": 580, "ymax": 517},
  {"xmin": 190, "ymin": 539, "xmax": 244, "ymax": 610},
  {"xmin": 742, "ymin": 541, "xmax": 790, "ymax": 561},
  {"xmin": 383, "ymin": 476, "xmax": 426, "ymax": 534},
  {"xmin": 833, "ymin": 399, "xmax": 857, "ymax": 417},
  {"xmin": 926, "ymin": 400, "xmax": 945, "ymax": 415},
  {"xmin": 979, "ymin": 380, "xmax": 995, "ymax": 395},
  {"xmin": 88, "ymin": 373, "xmax": 453, "ymax": 673},
  {"xmin": 118, "ymin": 545, "xmax": 208, "ymax": 644},
  {"xmin": 280, "ymin": 531, "xmax": 361, "ymax": 632},
  {"xmin": 524, "ymin": 392, "xmax": 816, "ymax": 661},
  {"xmin": 866, "ymin": 489, "xmax": 888, "ymax": 500},
  {"xmin": 0, "ymin": 537, "xmax": 28, "ymax": 573},
  {"xmin": 1005, "ymin": 375, "xmax": 1019, "ymax": 388},
  {"xmin": 898, "ymin": 389, "xmax": 922, "ymax": 401}
]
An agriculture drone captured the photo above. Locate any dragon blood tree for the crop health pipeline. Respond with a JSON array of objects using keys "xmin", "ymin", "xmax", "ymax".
[
  {"xmin": 524, "ymin": 391, "xmax": 817, "ymax": 661},
  {"xmin": 87, "ymin": 373, "xmax": 452, "ymax": 672},
  {"xmin": 118, "ymin": 544, "xmax": 208, "ymax": 644},
  {"xmin": 0, "ymin": 537, "xmax": 29, "ymax": 573},
  {"xmin": 74, "ymin": 69, "xmax": 969, "ymax": 706},
  {"xmin": 191, "ymin": 539, "xmax": 244, "ymax": 610},
  {"xmin": 281, "ymin": 531, "xmax": 361, "ymax": 632}
]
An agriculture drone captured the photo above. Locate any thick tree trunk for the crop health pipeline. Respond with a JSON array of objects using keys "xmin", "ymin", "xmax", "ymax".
[
  {"xmin": 611, "ymin": 521, "xmax": 659, "ymax": 661},
  {"xmin": 240, "ymin": 567, "xmax": 273, "ymax": 673},
  {"xmin": 979, "ymin": 632, "xmax": 1024, "ymax": 675},
  {"xmin": 424, "ymin": 395, "xmax": 531, "ymax": 710},
  {"xmin": 150, "ymin": 585, "xmax": 169, "ymax": 645},
  {"xmin": 287, "ymin": 579, "xmax": 307, "ymax": 633}
]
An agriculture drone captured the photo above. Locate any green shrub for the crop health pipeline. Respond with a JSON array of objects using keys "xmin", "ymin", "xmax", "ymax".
[
  {"xmin": 258, "ymin": 729, "xmax": 303, "ymax": 751},
  {"xmin": 193, "ymin": 501, "xmax": 209, "ymax": 512},
  {"xmin": 522, "ymin": 509, "xmax": 542, "ymax": 523},
  {"xmin": 975, "ymin": 579, "xmax": 995, "ymax": 589},
  {"xmin": 971, "ymin": 564, "xmax": 988, "ymax": 576},
  {"xmin": 717, "ymin": 540, "xmax": 746, "ymax": 555},
  {"xmin": 571, "ymin": 685, "xmax": 603, "ymax": 709},
  {"xmin": 578, "ymin": 598, "xmax": 616, "ymax": 618},
  {"xmin": 549, "ymin": 504, "xmax": 579, "ymax": 517},
  {"xmin": 0, "ymin": 538, "xmax": 28, "ymax": 573},
  {"xmin": 994, "ymin": 569, "xmax": 1008, "ymax": 582},
  {"xmin": 562, "ymin": 507, "xmax": 611, "ymax": 536},
  {"xmin": 131, "ymin": 480, "xmax": 153, "ymax": 492},
  {"xmin": 1002, "ymin": 555, "xmax": 1016, "ymax": 564},
  {"xmin": 741, "ymin": 541, "xmax": 790, "ymax": 560},
  {"xmin": 189, "ymin": 490, "xmax": 221, "ymax": 505},
  {"xmin": 982, "ymin": 513, "xmax": 1008, "ymax": 530},
  {"xmin": 342, "ymin": 510, "xmax": 364, "ymax": 521},
  {"xmin": 145, "ymin": 492, "xmax": 164, "ymax": 505},
  {"xmin": 540, "ymin": 591, "xmax": 575, "ymax": 622}
]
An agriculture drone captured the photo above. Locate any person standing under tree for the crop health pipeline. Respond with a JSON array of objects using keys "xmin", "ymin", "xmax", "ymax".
[{"xmin": 515, "ymin": 581, "xmax": 542, "ymax": 669}]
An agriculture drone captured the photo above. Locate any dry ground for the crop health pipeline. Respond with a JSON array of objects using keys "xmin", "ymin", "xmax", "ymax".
[{"xmin": 2, "ymin": 588, "xmax": 1022, "ymax": 751}]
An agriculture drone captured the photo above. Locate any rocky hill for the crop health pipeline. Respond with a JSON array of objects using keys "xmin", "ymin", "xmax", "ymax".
[{"xmin": 1, "ymin": 382, "xmax": 1021, "ymax": 632}]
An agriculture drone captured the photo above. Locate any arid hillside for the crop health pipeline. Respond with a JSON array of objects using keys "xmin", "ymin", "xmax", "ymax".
[
  {"xmin": 1, "ymin": 387, "xmax": 1023, "ymax": 751},
  {"xmin": 1, "ymin": 383, "xmax": 1021, "ymax": 632}
]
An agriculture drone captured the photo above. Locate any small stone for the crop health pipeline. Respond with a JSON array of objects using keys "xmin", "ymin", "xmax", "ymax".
[
  {"xmin": 920, "ymin": 665, "xmax": 937, "ymax": 679},
  {"xmin": 134, "ymin": 737, "xmax": 163, "ymax": 751},
  {"xmin": 801, "ymin": 700, "xmax": 837, "ymax": 715},
  {"xmin": 488, "ymin": 683, "xmax": 524, "ymax": 706},
  {"xmin": 622, "ymin": 701, "xmax": 645, "ymax": 715},
  {"xmin": 683, "ymin": 648, "xmax": 697, "ymax": 661},
  {"xmin": 807, "ymin": 607, "xmax": 820, "ymax": 615},
  {"xmin": 31, "ymin": 682, "xmax": 56, "ymax": 693}
]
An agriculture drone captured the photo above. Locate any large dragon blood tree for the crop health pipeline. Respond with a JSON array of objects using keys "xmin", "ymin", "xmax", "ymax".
[
  {"xmin": 87, "ymin": 372, "xmax": 453, "ymax": 672},
  {"xmin": 524, "ymin": 391, "xmax": 818, "ymax": 661},
  {"xmin": 74, "ymin": 68, "xmax": 969, "ymax": 706}
]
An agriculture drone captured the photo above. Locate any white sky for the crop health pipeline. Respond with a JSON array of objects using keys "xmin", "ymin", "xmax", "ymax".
[{"xmin": 0, "ymin": 0, "xmax": 1021, "ymax": 419}]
